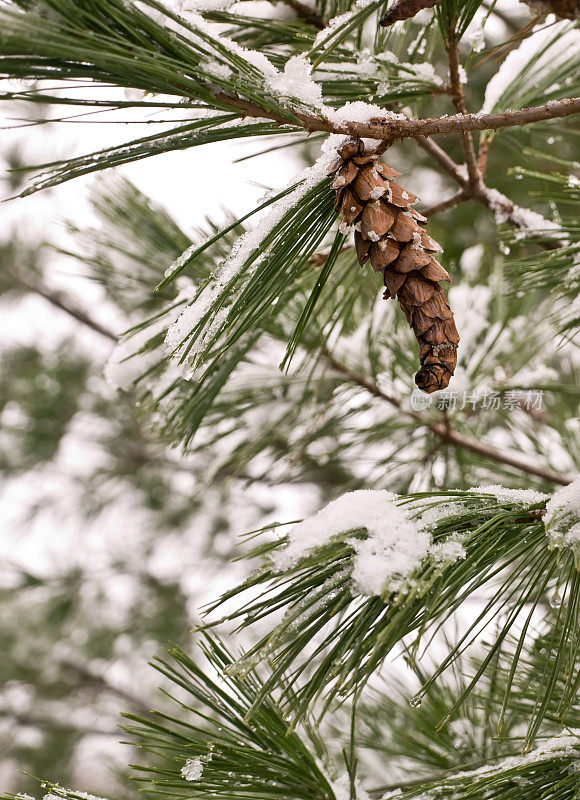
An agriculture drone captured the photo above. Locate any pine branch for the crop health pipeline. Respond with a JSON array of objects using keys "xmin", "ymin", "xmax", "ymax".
[
  {"xmin": 211, "ymin": 93, "xmax": 580, "ymax": 143},
  {"xmin": 322, "ymin": 347, "xmax": 573, "ymax": 485},
  {"xmin": 14, "ymin": 263, "xmax": 335, "ymax": 490},
  {"xmin": 208, "ymin": 486, "xmax": 579, "ymax": 728},
  {"xmin": 360, "ymin": 98, "xmax": 580, "ymax": 142}
]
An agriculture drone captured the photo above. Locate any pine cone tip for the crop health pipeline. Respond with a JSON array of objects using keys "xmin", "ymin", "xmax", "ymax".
[{"xmin": 415, "ymin": 362, "xmax": 453, "ymax": 393}]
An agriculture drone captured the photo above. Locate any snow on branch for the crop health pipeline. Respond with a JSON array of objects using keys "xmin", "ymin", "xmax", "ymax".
[
  {"xmin": 381, "ymin": 732, "xmax": 580, "ymax": 799},
  {"xmin": 137, "ymin": 3, "xmax": 580, "ymax": 141},
  {"xmin": 545, "ymin": 475, "xmax": 580, "ymax": 560},
  {"xmin": 484, "ymin": 187, "xmax": 563, "ymax": 240},
  {"xmin": 272, "ymin": 482, "xmax": 578, "ymax": 597},
  {"xmin": 273, "ymin": 489, "xmax": 468, "ymax": 597}
]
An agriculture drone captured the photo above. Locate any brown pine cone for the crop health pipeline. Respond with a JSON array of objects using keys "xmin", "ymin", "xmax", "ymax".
[{"xmin": 330, "ymin": 139, "xmax": 459, "ymax": 393}]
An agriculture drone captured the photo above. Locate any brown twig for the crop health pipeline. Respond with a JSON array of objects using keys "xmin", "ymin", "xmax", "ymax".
[
  {"xmin": 322, "ymin": 347, "xmax": 573, "ymax": 486},
  {"xmin": 414, "ymin": 134, "xmax": 468, "ymax": 183},
  {"xmin": 477, "ymin": 136, "xmax": 491, "ymax": 177},
  {"xmin": 423, "ymin": 190, "xmax": 468, "ymax": 217},
  {"xmin": 445, "ymin": 27, "xmax": 482, "ymax": 191}
]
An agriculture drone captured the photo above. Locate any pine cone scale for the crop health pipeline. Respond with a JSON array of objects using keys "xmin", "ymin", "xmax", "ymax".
[
  {"xmin": 332, "ymin": 139, "xmax": 459, "ymax": 393},
  {"xmin": 371, "ymin": 240, "xmax": 400, "ymax": 268}
]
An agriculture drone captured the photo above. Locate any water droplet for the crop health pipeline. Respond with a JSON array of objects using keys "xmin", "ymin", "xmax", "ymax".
[
  {"xmin": 549, "ymin": 591, "xmax": 562, "ymax": 609},
  {"xmin": 409, "ymin": 694, "xmax": 422, "ymax": 708}
]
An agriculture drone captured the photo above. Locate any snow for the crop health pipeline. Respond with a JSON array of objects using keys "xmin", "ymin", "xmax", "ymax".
[
  {"xmin": 181, "ymin": 756, "xmax": 204, "ymax": 781},
  {"xmin": 230, "ymin": 0, "xmax": 296, "ymax": 18},
  {"xmin": 273, "ymin": 490, "xmax": 403, "ymax": 571},
  {"xmin": 482, "ymin": 20, "xmax": 580, "ymax": 113},
  {"xmin": 466, "ymin": 14, "xmax": 486, "ymax": 54},
  {"xmin": 320, "ymin": 59, "xmax": 378, "ymax": 79},
  {"xmin": 381, "ymin": 733, "xmax": 580, "ymax": 797},
  {"xmin": 544, "ymin": 476, "xmax": 580, "ymax": 555},
  {"xmin": 272, "ymin": 483, "xmax": 579, "ymax": 597},
  {"xmin": 177, "ymin": 0, "xmax": 238, "ymax": 11},
  {"xmin": 199, "ymin": 58, "xmax": 233, "ymax": 81},
  {"xmin": 274, "ymin": 490, "xmax": 473, "ymax": 597},
  {"xmin": 212, "ymin": 134, "xmax": 341, "ymax": 285},
  {"xmin": 468, "ymin": 485, "xmax": 549, "ymax": 505},
  {"xmin": 165, "ymin": 282, "xmax": 221, "ymax": 355},
  {"xmin": 414, "ymin": 501, "xmax": 466, "ymax": 530},
  {"xmin": 43, "ymin": 794, "xmax": 109, "ymax": 800},
  {"xmin": 268, "ymin": 56, "xmax": 324, "ymax": 110},
  {"xmin": 313, "ymin": 11, "xmax": 357, "ymax": 49},
  {"xmin": 408, "ymin": 62, "xmax": 442, "ymax": 86},
  {"xmin": 433, "ymin": 730, "xmax": 579, "ymax": 782},
  {"xmin": 485, "ymin": 188, "xmax": 561, "ymax": 237},
  {"xmin": 428, "ymin": 533, "xmax": 466, "ymax": 566},
  {"xmin": 374, "ymin": 52, "xmax": 443, "ymax": 90},
  {"xmin": 349, "ymin": 505, "xmax": 431, "ymax": 596},
  {"xmin": 163, "ymin": 8, "xmax": 279, "ymax": 78},
  {"xmin": 329, "ymin": 102, "xmax": 406, "ymax": 127}
]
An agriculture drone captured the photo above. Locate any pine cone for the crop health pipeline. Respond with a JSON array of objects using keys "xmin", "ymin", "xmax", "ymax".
[{"xmin": 330, "ymin": 139, "xmax": 459, "ymax": 393}]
